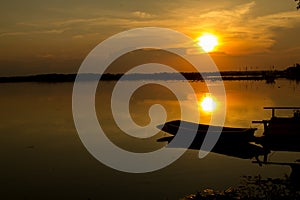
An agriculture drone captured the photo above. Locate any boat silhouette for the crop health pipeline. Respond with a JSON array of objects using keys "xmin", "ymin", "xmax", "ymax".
[
  {"xmin": 157, "ymin": 120, "xmax": 267, "ymax": 162},
  {"xmin": 157, "ymin": 107, "xmax": 300, "ymax": 164}
]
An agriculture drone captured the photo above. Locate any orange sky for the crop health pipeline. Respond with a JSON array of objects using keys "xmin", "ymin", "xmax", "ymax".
[{"xmin": 0, "ymin": 0, "xmax": 299, "ymax": 76}]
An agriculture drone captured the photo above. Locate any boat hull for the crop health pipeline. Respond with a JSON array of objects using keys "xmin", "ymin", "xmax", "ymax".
[{"xmin": 157, "ymin": 120, "xmax": 264, "ymax": 159}]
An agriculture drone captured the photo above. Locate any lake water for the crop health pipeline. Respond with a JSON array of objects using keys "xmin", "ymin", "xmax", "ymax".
[{"xmin": 1, "ymin": 79, "xmax": 300, "ymax": 200}]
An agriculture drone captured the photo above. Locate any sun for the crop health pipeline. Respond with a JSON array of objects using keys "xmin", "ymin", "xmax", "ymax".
[
  {"xmin": 197, "ymin": 34, "xmax": 218, "ymax": 52},
  {"xmin": 200, "ymin": 94, "xmax": 217, "ymax": 112}
]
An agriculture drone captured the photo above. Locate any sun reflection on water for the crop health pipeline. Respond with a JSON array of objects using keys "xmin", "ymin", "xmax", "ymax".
[{"xmin": 199, "ymin": 93, "xmax": 217, "ymax": 112}]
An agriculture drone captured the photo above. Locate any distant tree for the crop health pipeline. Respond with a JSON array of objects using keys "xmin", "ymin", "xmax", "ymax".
[{"xmin": 285, "ymin": 63, "xmax": 300, "ymax": 80}]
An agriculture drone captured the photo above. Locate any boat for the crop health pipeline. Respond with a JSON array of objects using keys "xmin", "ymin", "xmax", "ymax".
[
  {"xmin": 157, "ymin": 120, "xmax": 266, "ymax": 160},
  {"xmin": 157, "ymin": 107, "xmax": 300, "ymax": 163},
  {"xmin": 158, "ymin": 120, "xmax": 257, "ymax": 143}
]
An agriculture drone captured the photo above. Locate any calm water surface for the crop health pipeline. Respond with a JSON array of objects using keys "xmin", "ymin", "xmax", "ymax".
[{"xmin": 1, "ymin": 79, "xmax": 300, "ymax": 200}]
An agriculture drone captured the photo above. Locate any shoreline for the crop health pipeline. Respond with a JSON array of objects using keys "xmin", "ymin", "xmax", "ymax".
[{"xmin": 0, "ymin": 70, "xmax": 299, "ymax": 83}]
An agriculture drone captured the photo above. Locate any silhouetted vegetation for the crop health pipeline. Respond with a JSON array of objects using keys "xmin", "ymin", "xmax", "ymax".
[
  {"xmin": 182, "ymin": 175, "xmax": 300, "ymax": 200},
  {"xmin": 0, "ymin": 74, "xmax": 76, "ymax": 83},
  {"xmin": 0, "ymin": 64, "xmax": 300, "ymax": 83},
  {"xmin": 284, "ymin": 63, "xmax": 300, "ymax": 80}
]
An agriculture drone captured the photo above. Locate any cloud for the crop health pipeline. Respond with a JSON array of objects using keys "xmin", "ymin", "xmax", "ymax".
[
  {"xmin": 131, "ymin": 11, "xmax": 154, "ymax": 19},
  {"xmin": 51, "ymin": 18, "xmax": 103, "ymax": 27},
  {"xmin": 0, "ymin": 28, "xmax": 68, "ymax": 37},
  {"xmin": 1, "ymin": 1, "xmax": 299, "ymax": 56},
  {"xmin": 72, "ymin": 34, "xmax": 84, "ymax": 39},
  {"xmin": 173, "ymin": 1, "xmax": 300, "ymax": 55},
  {"xmin": 253, "ymin": 11, "xmax": 300, "ymax": 29},
  {"xmin": 36, "ymin": 54, "xmax": 55, "ymax": 59},
  {"xmin": 198, "ymin": 1, "xmax": 256, "ymax": 21}
]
